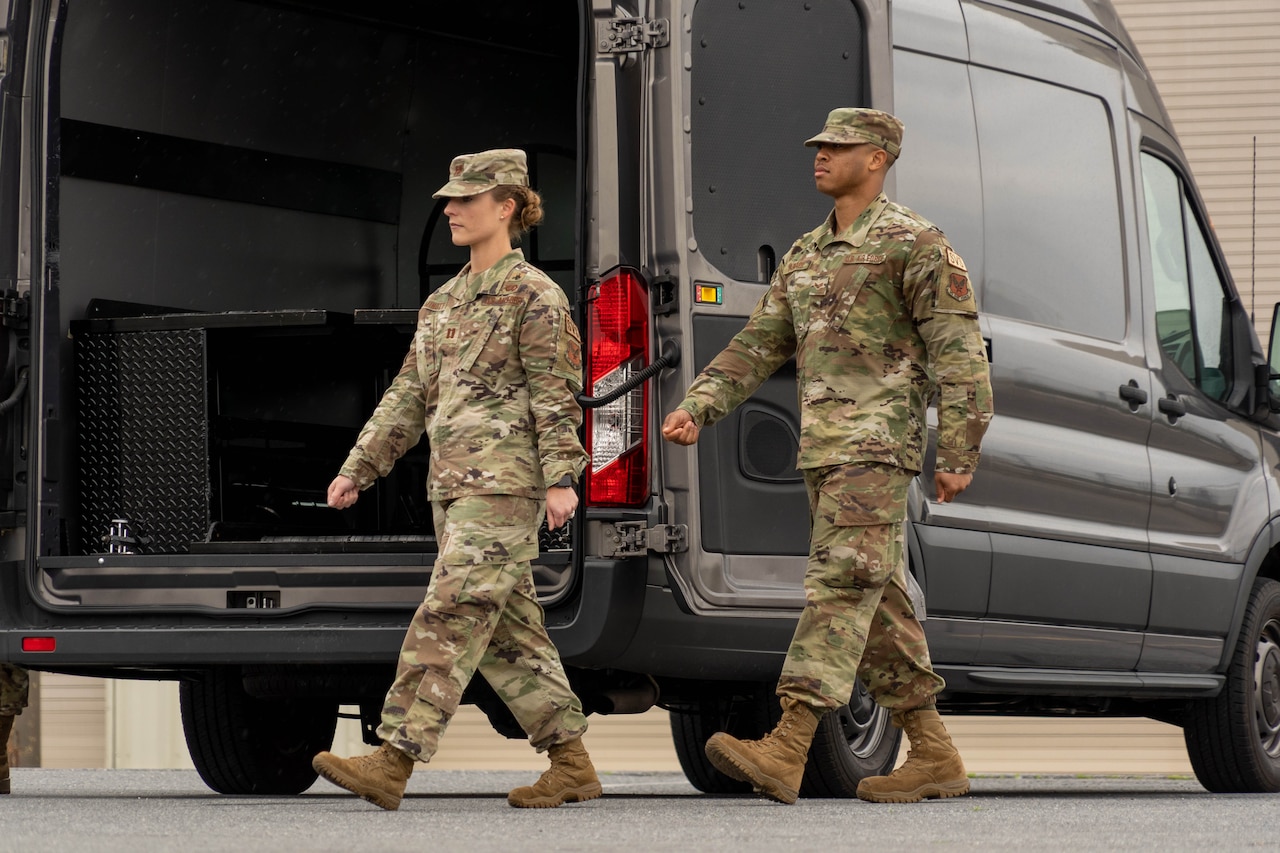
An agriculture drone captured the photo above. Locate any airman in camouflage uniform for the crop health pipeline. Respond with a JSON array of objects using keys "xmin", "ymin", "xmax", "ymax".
[
  {"xmin": 312, "ymin": 149, "xmax": 600, "ymax": 811},
  {"xmin": 663, "ymin": 108, "xmax": 993, "ymax": 805},
  {"xmin": 1, "ymin": 663, "xmax": 29, "ymax": 794}
]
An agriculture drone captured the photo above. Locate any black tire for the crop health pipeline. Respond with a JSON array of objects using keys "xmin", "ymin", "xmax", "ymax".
[
  {"xmin": 669, "ymin": 686, "xmax": 778, "ymax": 793},
  {"xmin": 180, "ymin": 666, "xmax": 339, "ymax": 795},
  {"xmin": 800, "ymin": 680, "xmax": 901, "ymax": 797},
  {"xmin": 1184, "ymin": 577, "xmax": 1280, "ymax": 793}
]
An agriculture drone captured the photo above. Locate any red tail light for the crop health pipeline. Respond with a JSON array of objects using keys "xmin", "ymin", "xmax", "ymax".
[{"xmin": 585, "ymin": 269, "xmax": 650, "ymax": 506}]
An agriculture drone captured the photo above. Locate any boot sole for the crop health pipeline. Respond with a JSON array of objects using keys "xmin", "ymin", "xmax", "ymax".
[
  {"xmin": 856, "ymin": 778, "xmax": 971, "ymax": 804},
  {"xmin": 312, "ymin": 755, "xmax": 403, "ymax": 811},
  {"xmin": 704, "ymin": 737, "xmax": 799, "ymax": 805},
  {"xmin": 507, "ymin": 782, "xmax": 603, "ymax": 809}
]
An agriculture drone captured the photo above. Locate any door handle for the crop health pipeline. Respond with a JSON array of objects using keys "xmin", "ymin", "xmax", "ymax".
[
  {"xmin": 1118, "ymin": 381, "xmax": 1147, "ymax": 410},
  {"xmin": 1157, "ymin": 394, "xmax": 1186, "ymax": 422}
]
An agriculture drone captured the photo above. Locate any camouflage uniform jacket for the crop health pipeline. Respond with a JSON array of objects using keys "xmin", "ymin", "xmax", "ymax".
[
  {"xmin": 678, "ymin": 194, "xmax": 993, "ymax": 474},
  {"xmin": 340, "ymin": 250, "xmax": 588, "ymax": 500}
]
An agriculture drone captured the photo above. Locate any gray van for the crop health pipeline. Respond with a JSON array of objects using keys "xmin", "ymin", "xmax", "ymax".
[{"xmin": 2, "ymin": 0, "xmax": 1278, "ymax": 796}]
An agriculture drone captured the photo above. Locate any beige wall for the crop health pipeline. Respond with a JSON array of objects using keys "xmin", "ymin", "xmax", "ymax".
[
  {"xmin": 26, "ymin": 675, "xmax": 1195, "ymax": 777},
  {"xmin": 1112, "ymin": 0, "xmax": 1280, "ymax": 340}
]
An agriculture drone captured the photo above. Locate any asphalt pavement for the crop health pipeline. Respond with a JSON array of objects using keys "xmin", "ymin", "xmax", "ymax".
[{"xmin": 0, "ymin": 769, "xmax": 1276, "ymax": 852}]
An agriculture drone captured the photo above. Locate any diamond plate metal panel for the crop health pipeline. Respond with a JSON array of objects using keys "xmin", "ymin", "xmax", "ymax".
[{"xmin": 77, "ymin": 329, "xmax": 209, "ymax": 554}]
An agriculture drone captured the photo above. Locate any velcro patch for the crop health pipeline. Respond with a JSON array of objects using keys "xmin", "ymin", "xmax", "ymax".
[
  {"xmin": 844, "ymin": 253, "xmax": 886, "ymax": 265},
  {"xmin": 947, "ymin": 272, "xmax": 972, "ymax": 302},
  {"xmin": 481, "ymin": 295, "xmax": 524, "ymax": 305},
  {"xmin": 945, "ymin": 247, "xmax": 967, "ymax": 271}
]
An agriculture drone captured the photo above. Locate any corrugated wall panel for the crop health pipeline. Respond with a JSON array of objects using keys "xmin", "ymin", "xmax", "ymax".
[
  {"xmin": 1112, "ymin": 0, "xmax": 1280, "ymax": 337},
  {"xmin": 38, "ymin": 674, "xmax": 107, "ymax": 769}
]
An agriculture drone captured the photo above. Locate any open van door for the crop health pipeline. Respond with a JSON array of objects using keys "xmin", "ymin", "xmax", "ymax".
[
  {"xmin": 651, "ymin": 0, "xmax": 893, "ymax": 613},
  {"xmin": 1, "ymin": 2, "xmax": 32, "ymax": 565}
]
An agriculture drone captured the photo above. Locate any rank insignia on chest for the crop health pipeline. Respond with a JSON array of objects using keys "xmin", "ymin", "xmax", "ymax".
[
  {"xmin": 945, "ymin": 247, "xmax": 968, "ymax": 271},
  {"xmin": 947, "ymin": 272, "xmax": 972, "ymax": 302},
  {"xmin": 446, "ymin": 328, "xmax": 457, "ymax": 340}
]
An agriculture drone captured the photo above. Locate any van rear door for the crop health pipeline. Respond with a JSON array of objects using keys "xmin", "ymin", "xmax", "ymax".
[
  {"xmin": 1, "ymin": 2, "xmax": 32, "ymax": 566},
  {"xmin": 652, "ymin": 0, "xmax": 893, "ymax": 613}
]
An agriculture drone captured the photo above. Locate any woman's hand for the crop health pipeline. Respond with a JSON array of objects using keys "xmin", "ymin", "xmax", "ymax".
[
  {"xmin": 546, "ymin": 485, "xmax": 579, "ymax": 529},
  {"xmin": 327, "ymin": 475, "xmax": 360, "ymax": 509}
]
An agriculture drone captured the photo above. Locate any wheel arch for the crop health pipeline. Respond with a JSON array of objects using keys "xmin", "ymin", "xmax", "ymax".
[{"xmin": 1216, "ymin": 517, "xmax": 1280, "ymax": 672}]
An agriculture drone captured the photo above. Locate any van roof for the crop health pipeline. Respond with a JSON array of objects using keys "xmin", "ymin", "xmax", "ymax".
[{"xmin": 1003, "ymin": 0, "xmax": 1140, "ymax": 59}]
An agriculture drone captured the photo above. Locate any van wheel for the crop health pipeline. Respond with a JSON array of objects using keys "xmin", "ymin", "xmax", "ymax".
[
  {"xmin": 669, "ymin": 686, "xmax": 777, "ymax": 793},
  {"xmin": 1184, "ymin": 577, "xmax": 1280, "ymax": 792},
  {"xmin": 180, "ymin": 666, "xmax": 338, "ymax": 795},
  {"xmin": 800, "ymin": 681, "xmax": 901, "ymax": 797}
]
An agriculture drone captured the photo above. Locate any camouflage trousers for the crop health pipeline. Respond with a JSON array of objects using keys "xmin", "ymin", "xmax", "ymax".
[
  {"xmin": 0, "ymin": 663, "xmax": 29, "ymax": 717},
  {"xmin": 376, "ymin": 495, "xmax": 587, "ymax": 762},
  {"xmin": 777, "ymin": 463, "xmax": 945, "ymax": 711}
]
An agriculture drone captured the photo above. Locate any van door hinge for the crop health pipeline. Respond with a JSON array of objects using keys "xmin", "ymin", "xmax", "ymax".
[
  {"xmin": 597, "ymin": 16, "xmax": 670, "ymax": 54},
  {"xmin": 601, "ymin": 520, "xmax": 688, "ymax": 557},
  {"xmin": 2, "ymin": 290, "xmax": 29, "ymax": 328}
]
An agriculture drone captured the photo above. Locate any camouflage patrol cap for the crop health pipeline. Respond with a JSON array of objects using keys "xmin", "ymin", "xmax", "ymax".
[
  {"xmin": 804, "ymin": 108, "xmax": 903, "ymax": 158},
  {"xmin": 432, "ymin": 148, "xmax": 529, "ymax": 198}
]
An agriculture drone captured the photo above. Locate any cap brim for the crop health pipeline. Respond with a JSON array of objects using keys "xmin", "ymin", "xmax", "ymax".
[
  {"xmin": 431, "ymin": 180, "xmax": 489, "ymax": 199},
  {"xmin": 804, "ymin": 134, "xmax": 829, "ymax": 147}
]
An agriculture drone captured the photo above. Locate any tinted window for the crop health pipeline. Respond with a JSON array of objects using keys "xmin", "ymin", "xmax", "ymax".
[
  {"xmin": 690, "ymin": 0, "xmax": 867, "ymax": 282},
  {"xmin": 1141, "ymin": 153, "xmax": 1233, "ymax": 402},
  {"xmin": 972, "ymin": 68, "xmax": 1126, "ymax": 340},
  {"xmin": 892, "ymin": 50, "xmax": 984, "ymax": 300}
]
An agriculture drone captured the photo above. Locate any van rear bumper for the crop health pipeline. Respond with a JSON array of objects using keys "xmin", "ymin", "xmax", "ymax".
[
  {"xmin": 2, "ymin": 558, "xmax": 794, "ymax": 684},
  {"xmin": 553, "ymin": 558, "xmax": 796, "ymax": 682}
]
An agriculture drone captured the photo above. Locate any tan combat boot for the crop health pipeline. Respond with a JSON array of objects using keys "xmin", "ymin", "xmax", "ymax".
[
  {"xmin": 856, "ymin": 707, "xmax": 970, "ymax": 803},
  {"xmin": 312, "ymin": 741, "xmax": 415, "ymax": 810},
  {"xmin": 507, "ymin": 737, "xmax": 603, "ymax": 808},
  {"xmin": 0, "ymin": 714, "xmax": 14, "ymax": 795},
  {"xmin": 703, "ymin": 697, "xmax": 823, "ymax": 804}
]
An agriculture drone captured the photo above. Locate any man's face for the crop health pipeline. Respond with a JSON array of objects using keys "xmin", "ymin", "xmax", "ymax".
[{"xmin": 813, "ymin": 142, "xmax": 879, "ymax": 198}]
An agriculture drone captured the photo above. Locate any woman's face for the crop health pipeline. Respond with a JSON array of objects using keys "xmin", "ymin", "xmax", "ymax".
[{"xmin": 443, "ymin": 190, "xmax": 511, "ymax": 247}]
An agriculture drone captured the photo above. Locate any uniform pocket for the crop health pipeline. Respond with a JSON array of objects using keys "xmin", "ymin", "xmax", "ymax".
[
  {"xmin": 458, "ymin": 307, "xmax": 519, "ymax": 391},
  {"xmin": 425, "ymin": 560, "xmax": 480, "ymax": 614},
  {"xmin": 825, "ymin": 262, "xmax": 872, "ymax": 332},
  {"xmin": 817, "ymin": 464, "xmax": 911, "ymax": 527}
]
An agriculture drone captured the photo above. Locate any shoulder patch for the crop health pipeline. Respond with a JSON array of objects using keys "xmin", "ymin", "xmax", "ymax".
[
  {"xmin": 945, "ymin": 246, "xmax": 968, "ymax": 272},
  {"xmin": 947, "ymin": 272, "xmax": 972, "ymax": 303}
]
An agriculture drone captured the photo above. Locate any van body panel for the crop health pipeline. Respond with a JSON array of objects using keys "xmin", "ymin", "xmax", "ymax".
[{"xmin": 890, "ymin": 0, "xmax": 968, "ymax": 60}]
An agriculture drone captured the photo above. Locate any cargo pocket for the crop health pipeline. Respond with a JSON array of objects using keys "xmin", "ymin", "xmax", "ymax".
[
  {"xmin": 827, "ymin": 613, "xmax": 867, "ymax": 653},
  {"xmin": 425, "ymin": 560, "xmax": 481, "ymax": 614},
  {"xmin": 819, "ymin": 464, "xmax": 910, "ymax": 527}
]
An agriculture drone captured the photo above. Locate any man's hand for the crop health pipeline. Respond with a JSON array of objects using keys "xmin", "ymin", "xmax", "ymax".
[
  {"xmin": 327, "ymin": 474, "xmax": 360, "ymax": 509},
  {"xmin": 662, "ymin": 409, "xmax": 701, "ymax": 445},
  {"xmin": 935, "ymin": 471, "xmax": 972, "ymax": 504},
  {"xmin": 546, "ymin": 485, "xmax": 579, "ymax": 529}
]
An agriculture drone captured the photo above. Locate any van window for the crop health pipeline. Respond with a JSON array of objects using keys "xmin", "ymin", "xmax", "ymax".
[
  {"xmin": 690, "ymin": 0, "xmax": 868, "ymax": 282},
  {"xmin": 1140, "ymin": 153, "xmax": 1233, "ymax": 402},
  {"xmin": 892, "ymin": 50, "xmax": 984, "ymax": 294},
  {"xmin": 971, "ymin": 68, "xmax": 1126, "ymax": 341}
]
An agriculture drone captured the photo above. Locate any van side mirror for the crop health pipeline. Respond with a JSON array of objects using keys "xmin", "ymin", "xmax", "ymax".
[{"xmin": 1267, "ymin": 302, "xmax": 1280, "ymax": 412}]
